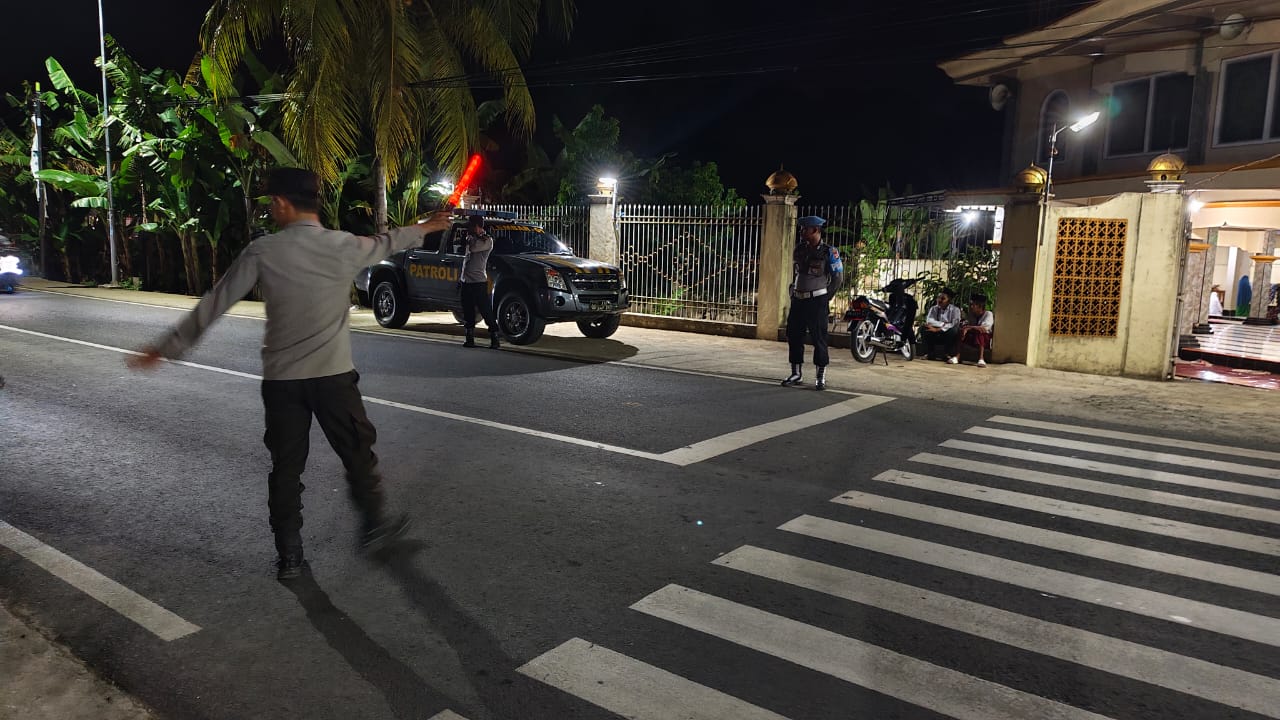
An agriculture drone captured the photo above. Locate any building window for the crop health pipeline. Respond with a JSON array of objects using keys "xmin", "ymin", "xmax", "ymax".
[
  {"xmin": 1217, "ymin": 53, "xmax": 1279, "ymax": 145},
  {"xmin": 1106, "ymin": 74, "xmax": 1193, "ymax": 156},
  {"xmin": 1038, "ymin": 91, "xmax": 1071, "ymax": 164}
]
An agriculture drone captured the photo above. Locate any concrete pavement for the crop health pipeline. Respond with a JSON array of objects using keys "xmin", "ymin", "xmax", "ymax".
[{"xmin": 2, "ymin": 277, "xmax": 1274, "ymax": 719}]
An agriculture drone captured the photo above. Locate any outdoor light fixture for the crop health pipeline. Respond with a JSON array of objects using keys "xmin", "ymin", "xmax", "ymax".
[
  {"xmin": 1038, "ymin": 110, "xmax": 1101, "ymax": 246},
  {"xmin": 596, "ymin": 177, "xmax": 618, "ymax": 196},
  {"xmin": 1187, "ymin": 199, "xmax": 1205, "ymax": 213},
  {"xmin": 962, "ymin": 211, "xmax": 978, "ymax": 224}
]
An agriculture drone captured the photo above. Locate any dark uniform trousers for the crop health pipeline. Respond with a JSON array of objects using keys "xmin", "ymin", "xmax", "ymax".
[
  {"xmin": 786, "ymin": 295, "xmax": 831, "ymax": 367},
  {"xmin": 460, "ymin": 281, "xmax": 496, "ymax": 332},
  {"xmin": 260, "ymin": 370, "xmax": 384, "ymax": 556}
]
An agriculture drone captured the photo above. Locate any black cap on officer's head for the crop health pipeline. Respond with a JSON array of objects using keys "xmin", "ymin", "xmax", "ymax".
[
  {"xmin": 266, "ymin": 168, "xmax": 320, "ymax": 198},
  {"xmin": 466, "ymin": 214, "xmax": 485, "ymax": 230},
  {"xmin": 797, "ymin": 215, "xmax": 826, "ymax": 228}
]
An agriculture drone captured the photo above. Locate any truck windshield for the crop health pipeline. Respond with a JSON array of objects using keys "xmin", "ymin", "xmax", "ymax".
[{"xmin": 489, "ymin": 225, "xmax": 572, "ymax": 256}]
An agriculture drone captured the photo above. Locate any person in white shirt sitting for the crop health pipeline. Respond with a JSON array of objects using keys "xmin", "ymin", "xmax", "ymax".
[
  {"xmin": 921, "ymin": 288, "xmax": 963, "ymax": 363},
  {"xmin": 958, "ymin": 292, "xmax": 995, "ymax": 367}
]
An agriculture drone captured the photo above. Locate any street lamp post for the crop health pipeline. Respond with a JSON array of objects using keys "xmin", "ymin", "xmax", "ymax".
[
  {"xmin": 97, "ymin": 0, "xmax": 119, "ymax": 286},
  {"xmin": 1037, "ymin": 111, "xmax": 1100, "ymax": 246}
]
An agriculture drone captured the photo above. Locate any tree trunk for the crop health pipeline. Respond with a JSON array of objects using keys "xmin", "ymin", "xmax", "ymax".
[
  {"xmin": 373, "ymin": 155, "xmax": 388, "ymax": 233},
  {"xmin": 179, "ymin": 232, "xmax": 204, "ymax": 296}
]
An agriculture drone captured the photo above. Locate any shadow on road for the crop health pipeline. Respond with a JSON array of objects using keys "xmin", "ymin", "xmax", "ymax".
[
  {"xmin": 370, "ymin": 540, "xmax": 585, "ymax": 720},
  {"xmin": 282, "ymin": 563, "xmax": 462, "ymax": 720}
]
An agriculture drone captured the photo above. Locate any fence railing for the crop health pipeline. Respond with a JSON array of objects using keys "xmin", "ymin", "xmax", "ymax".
[
  {"xmin": 617, "ymin": 204, "xmax": 763, "ymax": 325},
  {"xmin": 474, "ymin": 204, "xmax": 590, "ymax": 257}
]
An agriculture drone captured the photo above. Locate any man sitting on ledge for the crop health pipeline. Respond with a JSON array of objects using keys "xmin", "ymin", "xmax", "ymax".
[
  {"xmin": 921, "ymin": 288, "xmax": 962, "ymax": 363},
  {"xmin": 958, "ymin": 292, "xmax": 994, "ymax": 367}
]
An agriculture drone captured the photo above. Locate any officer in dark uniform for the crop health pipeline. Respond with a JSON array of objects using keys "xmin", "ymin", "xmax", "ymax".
[{"xmin": 781, "ymin": 216, "xmax": 844, "ymax": 390}]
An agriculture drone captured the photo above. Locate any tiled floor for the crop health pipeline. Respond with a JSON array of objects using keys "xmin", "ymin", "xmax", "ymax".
[{"xmin": 1174, "ymin": 358, "xmax": 1280, "ymax": 390}]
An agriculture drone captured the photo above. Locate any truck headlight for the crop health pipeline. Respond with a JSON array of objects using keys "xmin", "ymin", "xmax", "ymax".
[{"xmin": 544, "ymin": 268, "xmax": 568, "ymax": 291}]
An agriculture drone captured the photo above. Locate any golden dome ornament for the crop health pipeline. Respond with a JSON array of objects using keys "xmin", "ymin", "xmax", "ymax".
[
  {"xmin": 765, "ymin": 165, "xmax": 798, "ymax": 195},
  {"xmin": 1016, "ymin": 163, "xmax": 1048, "ymax": 194}
]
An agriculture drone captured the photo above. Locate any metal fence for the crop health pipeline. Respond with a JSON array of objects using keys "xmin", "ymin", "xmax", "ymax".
[
  {"xmin": 474, "ymin": 203, "xmax": 590, "ymax": 257},
  {"xmin": 617, "ymin": 204, "xmax": 763, "ymax": 325}
]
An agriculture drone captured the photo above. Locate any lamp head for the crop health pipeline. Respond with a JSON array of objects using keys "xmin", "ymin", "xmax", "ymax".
[{"xmin": 1069, "ymin": 111, "xmax": 1100, "ymax": 133}]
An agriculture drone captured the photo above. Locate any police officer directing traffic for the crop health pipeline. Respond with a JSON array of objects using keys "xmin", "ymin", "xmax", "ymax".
[
  {"xmin": 781, "ymin": 215, "xmax": 843, "ymax": 390},
  {"xmin": 460, "ymin": 214, "xmax": 500, "ymax": 348},
  {"xmin": 128, "ymin": 168, "xmax": 453, "ymax": 581}
]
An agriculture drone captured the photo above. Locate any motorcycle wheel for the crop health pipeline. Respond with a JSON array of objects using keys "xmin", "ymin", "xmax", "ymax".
[
  {"xmin": 899, "ymin": 340, "xmax": 914, "ymax": 360},
  {"xmin": 851, "ymin": 319, "xmax": 876, "ymax": 363}
]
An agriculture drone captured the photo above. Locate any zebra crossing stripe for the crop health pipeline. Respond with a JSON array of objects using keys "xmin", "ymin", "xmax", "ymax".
[
  {"xmin": 861, "ymin": 470, "xmax": 1280, "ymax": 559},
  {"xmin": 779, "ymin": 515, "xmax": 1280, "ymax": 647},
  {"xmin": 631, "ymin": 584, "xmax": 1115, "ymax": 720},
  {"xmin": 909, "ymin": 453, "xmax": 1280, "ymax": 526},
  {"xmin": 835, "ymin": 484, "xmax": 1280, "ymax": 595},
  {"xmin": 713, "ymin": 546, "xmax": 1280, "ymax": 718},
  {"xmin": 986, "ymin": 416, "xmax": 1280, "ymax": 463},
  {"xmin": 965, "ymin": 426, "xmax": 1280, "ymax": 481},
  {"xmin": 516, "ymin": 637, "xmax": 789, "ymax": 720},
  {"xmin": 940, "ymin": 439, "xmax": 1280, "ymax": 501}
]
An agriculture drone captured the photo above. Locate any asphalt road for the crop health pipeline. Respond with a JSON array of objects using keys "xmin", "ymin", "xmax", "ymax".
[{"xmin": 1, "ymin": 291, "xmax": 1277, "ymax": 720}]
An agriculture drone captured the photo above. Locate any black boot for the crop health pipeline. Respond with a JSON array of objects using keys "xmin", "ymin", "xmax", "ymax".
[
  {"xmin": 489, "ymin": 333, "xmax": 501, "ymax": 349},
  {"xmin": 815, "ymin": 366, "xmax": 827, "ymax": 391},
  {"xmin": 276, "ymin": 550, "xmax": 306, "ymax": 581},
  {"xmin": 780, "ymin": 364, "xmax": 803, "ymax": 386},
  {"xmin": 463, "ymin": 330, "xmax": 476, "ymax": 348},
  {"xmin": 360, "ymin": 513, "xmax": 412, "ymax": 552}
]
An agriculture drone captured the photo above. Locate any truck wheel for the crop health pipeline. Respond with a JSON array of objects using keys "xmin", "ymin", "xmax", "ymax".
[
  {"xmin": 497, "ymin": 291, "xmax": 545, "ymax": 345},
  {"xmin": 577, "ymin": 315, "xmax": 621, "ymax": 339},
  {"xmin": 372, "ymin": 280, "xmax": 409, "ymax": 328}
]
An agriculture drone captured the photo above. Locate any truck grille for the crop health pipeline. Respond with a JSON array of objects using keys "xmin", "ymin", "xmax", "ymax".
[{"xmin": 570, "ymin": 274, "xmax": 620, "ymax": 292}]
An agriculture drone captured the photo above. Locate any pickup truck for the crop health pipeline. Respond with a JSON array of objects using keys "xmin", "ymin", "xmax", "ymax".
[{"xmin": 354, "ymin": 211, "xmax": 629, "ymax": 345}]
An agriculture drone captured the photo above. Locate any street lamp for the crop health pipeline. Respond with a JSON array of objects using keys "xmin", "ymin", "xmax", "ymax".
[
  {"xmin": 1038, "ymin": 111, "xmax": 1100, "ymax": 246},
  {"xmin": 97, "ymin": 0, "xmax": 119, "ymax": 286},
  {"xmin": 596, "ymin": 176, "xmax": 618, "ymax": 219}
]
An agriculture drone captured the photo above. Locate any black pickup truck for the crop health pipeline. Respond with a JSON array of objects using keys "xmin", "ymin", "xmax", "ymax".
[{"xmin": 354, "ymin": 211, "xmax": 629, "ymax": 345}]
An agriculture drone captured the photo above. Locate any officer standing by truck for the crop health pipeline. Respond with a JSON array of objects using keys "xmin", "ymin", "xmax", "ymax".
[
  {"xmin": 781, "ymin": 215, "xmax": 843, "ymax": 390},
  {"xmin": 460, "ymin": 214, "xmax": 500, "ymax": 348}
]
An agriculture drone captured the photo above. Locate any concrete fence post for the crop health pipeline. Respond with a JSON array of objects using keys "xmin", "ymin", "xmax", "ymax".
[
  {"xmin": 587, "ymin": 194, "xmax": 619, "ymax": 265},
  {"xmin": 756, "ymin": 194, "xmax": 799, "ymax": 341}
]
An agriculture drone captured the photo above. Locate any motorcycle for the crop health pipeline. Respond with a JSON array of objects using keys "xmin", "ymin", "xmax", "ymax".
[
  {"xmin": 0, "ymin": 253, "xmax": 21, "ymax": 294},
  {"xmin": 844, "ymin": 277, "xmax": 919, "ymax": 363}
]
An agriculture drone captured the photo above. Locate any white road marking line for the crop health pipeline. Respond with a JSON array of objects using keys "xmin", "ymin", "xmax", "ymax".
[
  {"xmin": 659, "ymin": 395, "xmax": 894, "ymax": 466},
  {"xmin": 426, "ymin": 711, "xmax": 469, "ymax": 720},
  {"xmin": 779, "ymin": 515, "xmax": 1280, "ymax": 647},
  {"xmin": 986, "ymin": 415, "xmax": 1280, "ymax": 463},
  {"xmin": 0, "ymin": 521, "xmax": 200, "ymax": 641},
  {"xmin": 863, "ymin": 469, "xmax": 1280, "ymax": 559},
  {"xmin": 517, "ymin": 637, "xmax": 790, "ymax": 720},
  {"xmin": 0, "ymin": 324, "xmax": 890, "ymax": 466},
  {"xmin": 966, "ymin": 426, "xmax": 1280, "ymax": 481},
  {"xmin": 631, "ymin": 584, "xmax": 1114, "ymax": 720},
  {"xmin": 838, "ymin": 480, "xmax": 1280, "ymax": 595},
  {"xmin": 714, "ymin": 546, "xmax": 1280, "ymax": 717},
  {"xmin": 940, "ymin": 439, "xmax": 1280, "ymax": 501},
  {"xmin": 909, "ymin": 453, "xmax": 1280, "ymax": 526},
  {"xmin": 28, "ymin": 288, "xmax": 872, "ymax": 396}
]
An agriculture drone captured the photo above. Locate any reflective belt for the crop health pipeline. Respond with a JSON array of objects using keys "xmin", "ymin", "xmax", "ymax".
[{"xmin": 792, "ymin": 288, "xmax": 828, "ymax": 299}]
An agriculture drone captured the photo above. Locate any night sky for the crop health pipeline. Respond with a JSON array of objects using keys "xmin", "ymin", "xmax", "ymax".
[{"xmin": 1, "ymin": 1, "xmax": 1047, "ymax": 204}]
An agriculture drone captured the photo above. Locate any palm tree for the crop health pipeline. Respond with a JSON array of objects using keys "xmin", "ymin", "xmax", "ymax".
[{"xmin": 197, "ymin": 0, "xmax": 574, "ymax": 231}]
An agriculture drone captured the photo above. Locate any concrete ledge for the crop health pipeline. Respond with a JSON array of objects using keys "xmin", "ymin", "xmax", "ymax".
[{"xmin": 620, "ymin": 313, "xmax": 756, "ymax": 338}]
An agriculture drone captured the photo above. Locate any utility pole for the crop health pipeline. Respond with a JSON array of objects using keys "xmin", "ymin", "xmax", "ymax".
[
  {"xmin": 97, "ymin": 0, "xmax": 120, "ymax": 286},
  {"xmin": 30, "ymin": 85, "xmax": 48, "ymax": 277}
]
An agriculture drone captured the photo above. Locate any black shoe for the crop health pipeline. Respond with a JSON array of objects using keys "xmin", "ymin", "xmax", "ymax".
[
  {"xmin": 489, "ymin": 336, "xmax": 501, "ymax": 349},
  {"xmin": 463, "ymin": 336, "xmax": 476, "ymax": 348},
  {"xmin": 815, "ymin": 378, "xmax": 826, "ymax": 391},
  {"xmin": 360, "ymin": 513, "xmax": 412, "ymax": 552},
  {"xmin": 276, "ymin": 553, "xmax": 306, "ymax": 581}
]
